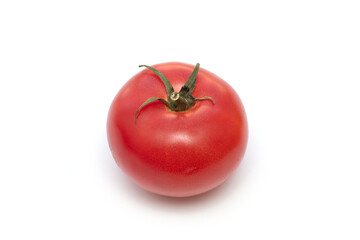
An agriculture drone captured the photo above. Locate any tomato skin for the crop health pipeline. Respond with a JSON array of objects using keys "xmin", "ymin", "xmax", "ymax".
[{"xmin": 107, "ymin": 62, "xmax": 248, "ymax": 197}]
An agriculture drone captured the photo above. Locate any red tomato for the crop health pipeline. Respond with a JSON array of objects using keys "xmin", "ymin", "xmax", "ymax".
[{"xmin": 107, "ymin": 62, "xmax": 248, "ymax": 197}]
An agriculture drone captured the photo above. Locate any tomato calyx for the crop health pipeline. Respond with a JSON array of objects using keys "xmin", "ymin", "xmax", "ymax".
[{"xmin": 134, "ymin": 63, "xmax": 215, "ymax": 123}]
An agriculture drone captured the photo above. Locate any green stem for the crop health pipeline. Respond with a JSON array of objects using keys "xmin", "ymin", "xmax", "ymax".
[
  {"xmin": 135, "ymin": 63, "xmax": 215, "ymax": 123},
  {"xmin": 181, "ymin": 63, "xmax": 200, "ymax": 94},
  {"xmin": 139, "ymin": 65, "xmax": 174, "ymax": 96}
]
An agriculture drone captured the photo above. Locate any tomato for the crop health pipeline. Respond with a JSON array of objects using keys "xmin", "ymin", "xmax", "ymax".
[{"xmin": 107, "ymin": 62, "xmax": 248, "ymax": 197}]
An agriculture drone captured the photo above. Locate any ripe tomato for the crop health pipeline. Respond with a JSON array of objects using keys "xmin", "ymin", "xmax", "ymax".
[{"xmin": 107, "ymin": 62, "xmax": 248, "ymax": 197}]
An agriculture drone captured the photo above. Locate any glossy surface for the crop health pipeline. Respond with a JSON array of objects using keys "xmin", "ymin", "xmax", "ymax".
[{"xmin": 107, "ymin": 62, "xmax": 248, "ymax": 197}]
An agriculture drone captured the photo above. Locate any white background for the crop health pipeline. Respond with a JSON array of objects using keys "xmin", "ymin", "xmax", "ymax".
[{"xmin": 1, "ymin": 0, "xmax": 359, "ymax": 239}]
